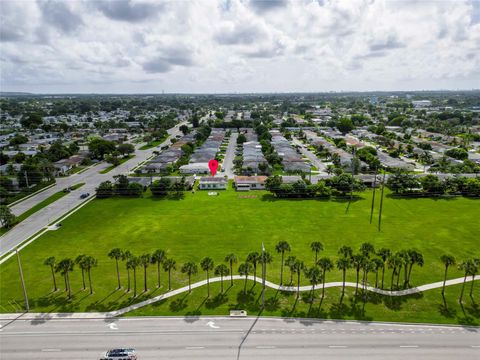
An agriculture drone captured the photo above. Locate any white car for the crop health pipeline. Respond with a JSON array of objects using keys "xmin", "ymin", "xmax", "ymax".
[{"xmin": 100, "ymin": 348, "xmax": 137, "ymax": 360}]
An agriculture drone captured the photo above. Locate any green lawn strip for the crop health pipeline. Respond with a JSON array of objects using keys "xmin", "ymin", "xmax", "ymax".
[
  {"xmin": 139, "ymin": 137, "xmax": 168, "ymax": 150},
  {"xmin": 0, "ymin": 183, "xmax": 85, "ymax": 236},
  {"xmin": 125, "ymin": 280, "xmax": 480, "ymax": 326},
  {"xmin": 5, "ymin": 181, "xmax": 56, "ymax": 206},
  {"xmin": 0, "ymin": 188, "xmax": 479, "ymax": 320},
  {"xmin": 99, "ymin": 155, "xmax": 135, "ymax": 174}
]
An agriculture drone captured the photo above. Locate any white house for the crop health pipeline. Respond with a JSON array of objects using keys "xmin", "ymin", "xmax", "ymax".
[
  {"xmin": 198, "ymin": 176, "xmax": 228, "ymax": 190},
  {"xmin": 234, "ymin": 176, "xmax": 267, "ymax": 191}
]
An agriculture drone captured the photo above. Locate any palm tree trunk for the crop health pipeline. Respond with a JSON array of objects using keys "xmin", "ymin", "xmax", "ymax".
[
  {"xmin": 230, "ymin": 263, "xmax": 233, "ymax": 286},
  {"xmin": 220, "ymin": 275, "xmax": 224, "ymax": 294},
  {"xmin": 311, "ymin": 284, "xmax": 315, "ymax": 302},
  {"xmin": 280, "ymin": 252, "xmax": 284, "ymax": 285},
  {"xmin": 375, "ymin": 270, "xmax": 378, "ymax": 288},
  {"xmin": 297, "ymin": 272, "xmax": 301, "ymax": 297},
  {"xmin": 442, "ymin": 266, "xmax": 448, "ymax": 295},
  {"xmin": 290, "ymin": 269, "xmax": 293, "ymax": 285},
  {"xmin": 322, "ymin": 278, "xmax": 325, "ymax": 299},
  {"xmin": 81, "ymin": 269, "xmax": 86, "ymax": 290},
  {"xmin": 168, "ymin": 269, "xmax": 171, "ymax": 290},
  {"xmin": 253, "ymin": 263, "xmax": 257, "ymax": 280},
  {"xmin": 244, "ymin": 275, "xmax": 247, "ymax": 293},
  {"xmin": 355, "ymin": 269, "xmax": 359, "ymax": 296},
  {"xmin": 407, "ymin": 263, "xmax": 414, "ymax": 286},
  {"xmin": 133, "ymin": 268, "xmax": 137, "ymax": 297},
  {"xmin": 460, "ymin": 274, "xmax": 467, "ymax": 303},
  {"xmin": 315, "ymin": 251, "xmax": 318, "ymax": 264},
  {"xmin": 64, "ymin": 272, "xmax": 68, "ymax": 291},
  {"xmin": 391, "ymin": 269, "xmax": 395, "ymax": 291},
  {"xmin": 66, "ymin": 272, "xmax": 71, "ymax": 299},
  {"xmin": 88, "ymin": 269, "xmax": 93, "ymax": 294},
  {"xmin": 381, "ymin": 265, "xmax": 385, "ymax": 288},
  {"xmin": 50, "ymin": 266, "xmax": 57, "ymax": 292},
  {"xmin": 342, "ymin": 269, "xmax": 346, "ymax": 295},
  {"xmin": 188, "ymin": 275, "xmax": 191, "ymax": 293},
  {"xmin": 116, "ymin": 259, "xmax": 121, "ymax": 289},
  {"xmin": 470, "ymin": 274, "xmax": 476, "ymax": 297},
  {"xmin": 127, "ymin": 268, "xmax": 131, "ymax": 292},
  {"xmin": 143, "ymin": 266, "xmax": 147, "ymax": 292},
  {"xmin": 207, "ymin": 270, "xmax": 210, "ymax": 297},
  {"xmin": 157, "ymin": 263, "xmax": 161, "ymax": 288}
]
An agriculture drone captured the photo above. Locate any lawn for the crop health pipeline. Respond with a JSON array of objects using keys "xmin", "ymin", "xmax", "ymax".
[
  {"xmin": 0, "ymin": 187, "xmax": 479, "ymax": 324},
  {"xmin": 139, "ymin": 136, "xmax": 168, "ymax": 150},
  {"xmin": 99, "ymin": 155, "xmax": 135, "ymax": 174}
]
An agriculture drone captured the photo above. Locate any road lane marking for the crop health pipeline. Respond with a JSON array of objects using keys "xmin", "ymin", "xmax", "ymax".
[
  {"xmin": 471, "ymin": 345, "xmax": 480, "ymax": 348},
  {"xmin": 108, "ymin": 323, "xmax": 118, "ymax": 330},
  {"xmin": 329, "ymin": 345, "xmax": 347, "ymax": 348},
  {"xmin": 41, "ymin": 349, "xmax": 61, "ymax": 352},
  {"xmin": 400, "ymin": 345, "xmax": 419, "ymax": 348},
  {"xmin": 185, "ymin": 346, "xmax": 205, "ymax": 350},
  {"xmin": 256, "ymin": 346, "xmax": 276, "ymax": 349}
]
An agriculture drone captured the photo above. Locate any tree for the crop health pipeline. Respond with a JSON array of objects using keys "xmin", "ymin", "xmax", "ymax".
[
  {"xmin": 305, "ymin": 266, "xmax": 322, "ymax": 302},
  {"xmin": 317, "ymin": 257, "xmax": 333, "ymax": 299},
  {"xmin": 275, "ymin": 240, "xmax": 291, "ymax": 285},
  {"xmin": 75, "ymin": 255, "xmax": 87, "ymax": 290},
  {"xmin": 200, "ymin": 257, "xmax": 215, "ymax": 297},
  {"xmin": 351, "ymin": 254, "xmax": 365, "ymax": 296},
  {"xmin": 80, "ymin": 256, "xmax": 97, "ymax": 294},
  {"xmin": 151, "ymin": 178, "xmax": 171, "ymax": 196},
  {"xmin": 224, "ymin": 253, "xmax": 237, "ymax": 286},
  {"xmin": 140, "ymin": 254, "xmax": 151, "ymax": 292},
  {"xmin": 96, "ymin": 181, "xmax": 114, "ymax": 198},
  {"xmin": 261, "ymin": 250, "xmax": 273, "ymax": 280},
  {"xmin": 285, "ymin": 255, "xmax": 297, "ymax": 285},
  {"xmin": 387, "ymin": 254, "xmax": 402, "ymax": 290},
  {"xmin": 406, "ymin": 250, "xmax": 424, "ymax": 286},
  {"xmin": 291, "ymin": 259, "xmax": 304, "ymax": 295},
  {"xmin": 386, "ymin": 171, "xmax": 420, "ymax": 194},
  {"xmin": 122, "ymin": 250, "xmax": 133, "ymax": 292},
  {"xmin": 44, "ymin": 256, "xmax": 57, "ymax": 292},
  {"xmin": 360, "ymin": 243, "xmax": 375, "ymax": 258},
  {"xmin": 151, "ymin": 250, "xmax": 165, "ymax": 288},
  {"xmin": 55, "ymin": 258, "xmax": 74, "ymax": 299},
  {"xmin": 336, "ymin": 117, "xmax": 355, "ymax": 134},
  {"xmin": 310, "ymin": 241, "xmax": 323, "ymax": 264},
  {"xmin": 21, "ymin": 113, "xmax": 43, "ymax": 129},
  {"xmin": 117, "ymin": 143, "xmax": 135, "ymax": 157},
  {"xmin": 445, "ymin": 147, "xmax": 468, "ymax": 160},
  {"xmin": 336, "ymin": 257, "xmax": 351, "ymax": 296},
  {"xmin": 326, "ymin": 173, "xmax": 365, "ymax": 196},
  {"xmin": 371, "ymin": 258, "xmax": 384, "ymax": 288},
  {"xmin": 440, "ymin": 254, "xmax": 456, "ymax": 296},
  {"xmin": 458, "ymin": 259, "xmax": 476, "ymax": 303},
  {"xmin": 246, "ymin": 252, "xmax": 261, "ymax": 280},
  {"xmin": 338, "ymin": 245, "xmax": 353, "ymax": 259},
  {"xmin": 108, "ymin": 248, "xmax": 124, "ymax": 290},
  {"xmin": 470, "ymin": 258, "xmax": 479, "ymax": 297},
  {"xmin": 237, "ymin": 133, "xmax": 247, "ymax": 145},
  {"xmin": 420, "ymin": 174, "xmax": 444, "ymax": 194},
  {"xmin": 376, "ymin": 248, "xmax": 391, "ymax": 289},
  {"xmin": 127, "ymin": 256, "xmax": 141, "ymax": 297},
  {"xmin": 214, "ymin": 264, "xmax": 230, "ymax": 294},
  {"xmin": 0, "ymin": 205, "xmax": 17, "ymax": 229},
  {"xmin": 238, "ymin": 262, "xmax": 253, "ymax": 293},
  {"xmin": 162, "ymin": 258, "xmax": 176, "ymax": 290},
  {"xmin": 179, "ymin": 124, "xmax": 190, "ymax": 135},
  {"xmin": 181, "ymin": 262, "xmax": 198, "ymax": 293},
  {"xmin": 88, "ymin": 138, "xmax": 116, "ymax": 159}
]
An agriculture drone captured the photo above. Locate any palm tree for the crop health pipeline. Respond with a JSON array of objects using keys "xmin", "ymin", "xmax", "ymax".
[
  {"xmin": 140, "ymin": 253, "xmax": 151, "ymax": 292},
  {"xmin": 275, "ymin": 240, "xmax": 291, "ymax": 285},
  {"xmin": 181, "ymin": 262, "xmax": 198, "ymax": 293},
  {"xmin": 406, "ymin": 250, "xmax": 423, "ymax": 286},
  {"xmin": 55, "ymin": 258, "xmax": 74, "ymax": 299},
  {"xmin": 351, "ymin": 254, "xmax": 365, "ymax": 296},
  {"xmin": 238, "ymin": 262, "xmax": 253, "ymax": 293},
  {"xmin": 285, "ymin": 255, "xmax": 297, "ymax": 285},
  {"xmin": 246, "ymin": 252, "xmax": 261, "ymax": 280},
  {"xmin": 127, "ymin": 256, "xmax": 140, "ymax": 297},
  {"xmin": 397, "ymin": 250, "xmax": 410, "ymax": 287},
  {"xmin": 336, "ymin": 257, "xmax": 351, "ymax": 296},
  {"xmin": 162, "ymin": 258, "xmax": 176, "ymax": 290},
  {"xmin": 376, "ymin": 248, "xmax": 391, "ymax": 288},
  {"xmin": 75, "ymin": 255, "xmax": 87, "ymax": 290},
  {"xmin": 338, "ymin": 245, "xmax": 353, "ymax": 259},
  {"xmin": 310, "ymin": 241, "xmax": 323, "ymax": 264},
  {"xmin": 261, "ymin": 250, "xmax": 273, "ymax": 280},
  {"xmin": 440, "ymin": 254, "xmax": 456, "ymax": 296},
  {"xmin": 122, "ymin": 250, "xmax": 133, "ymax": 292},
  {"xmin": 224, "ymin": 253, "xmax": 237, "ymax": 286},
  {"xmin": 470, "ymin": 258, "xmax": 479, "ymax": 298},
  {"xmin": 108, "ymin": 248, "xmax": 124, "ymax": 290},
  {"xmin": 200, "ymin": 257, "xmax": 214, "ymax": 297},
  {"xmin": 80, "ymin": 256, "xmax": 97, "ymax": 294},
  {"xmin": 371, "ymin": 258, "xmax": 384, "ymax": 288},
  {"xmin": 387, "ymin": 254, "xmax": 402, "ymax": 291},
  {"xmin": 44, "ymin": 256, "xmax": 57, "ymax": 292},
  {"xmin": 214, "ymin": 264, "xmax": 229, "ymax": 294},
  {"xmin": 360, "ymin": 242, "xmax": 375, "ymax": 258},
  {"xmin": 459, "ymin": 259, "xmax": 475, "ymax": 303},
  {"xmin": 362, "ymin": 260, "xmax": 375, "ymax": 300},
  {"xmin": 291, "ymin": 259, "xmax": 304, "ymax": 296},
  {"xmin": 317, "ymin": 257, "xmax": 333, "ymax": 299},
  {"xmin": 305, "ymin": 266, "xmax": 322, "ymax": 302},
  {"xmin": 151, "ymin": 250, "xmax": 165, "ymax": 288}
]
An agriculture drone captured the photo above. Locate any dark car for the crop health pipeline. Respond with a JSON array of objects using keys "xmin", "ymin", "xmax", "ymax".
[{"xmin": 80, "ymin": 193, "xmax": 90, "ymax": 199}]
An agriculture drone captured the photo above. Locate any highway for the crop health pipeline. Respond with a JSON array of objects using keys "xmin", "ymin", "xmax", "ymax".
[
  {"xmin": 0, "ymin": 122, "xmax": 186, "ymax": 258},
  {"xmin": 0, "ymin": 316, "xmax": 478, "ymax": 359}
]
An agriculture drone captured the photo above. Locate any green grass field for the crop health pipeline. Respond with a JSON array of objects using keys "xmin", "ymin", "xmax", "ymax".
[{"xmin": 0, "ymin": 187, "xmax": 479, "ymax": 324}]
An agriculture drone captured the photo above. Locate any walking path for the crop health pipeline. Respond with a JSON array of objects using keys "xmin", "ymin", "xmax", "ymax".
[{"xmin": 0, "ymin": 275, "xmax": 476, "ymax": 320}]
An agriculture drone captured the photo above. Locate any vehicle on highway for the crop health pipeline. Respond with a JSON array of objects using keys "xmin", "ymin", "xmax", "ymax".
[
  {"xmin": 80, "ymin": 192, "xmax": 90, "ymax": 199},
  {"xmin": 100, "ymin": 348, "xmax": 137, "ymax": 360}
]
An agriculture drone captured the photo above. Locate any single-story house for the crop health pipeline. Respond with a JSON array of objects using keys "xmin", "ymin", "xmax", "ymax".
[
  {"xmin": 198, "ymin": 176, "xmax": 228, "ymax": 190},
  {"xmin": 179, "ymin": 162, "xmax": 210, "ymax": 174},
  {"xmin": 234, "ymin": 176, "xmax": 267, "ymax": 191}
]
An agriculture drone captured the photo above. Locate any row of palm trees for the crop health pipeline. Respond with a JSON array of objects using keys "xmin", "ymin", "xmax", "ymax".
[
  {"xmin": 43, "ymin": 243, "xmax": 478, "ymax": 304},
  {"xmin": 43, "ymin": 255, "xmax": 97, "ymax": 299}
]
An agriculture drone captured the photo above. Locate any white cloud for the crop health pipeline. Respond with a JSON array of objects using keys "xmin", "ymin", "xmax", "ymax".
[{"xmin": 0, "ymin": 0, "xmax": 479, "ymax": 93}]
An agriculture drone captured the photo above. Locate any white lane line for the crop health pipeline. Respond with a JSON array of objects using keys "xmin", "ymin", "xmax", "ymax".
[
  {"xmin": 471, "ymin": 345, "xmax": 480, "ymax": 348},
  {"xmin": 41, "ymin": 349, "xmax": 61, "ymax": 352},
  {"xmin": 256, "ymin": 346, "xmax": 276, "ymax": 349},
  {"xmin": 400, "ymin": 345, "xmax": 419, "ymax": 348},
  {"xmin": 329, "ymin": 345, "xmax": 348, "ymax": 348},
  {"xmin": 185, "ymin": 346, "xmax": 205, "ymax": 350}
]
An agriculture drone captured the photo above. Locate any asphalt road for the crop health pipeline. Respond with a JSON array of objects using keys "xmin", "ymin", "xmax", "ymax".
[
  {"xmin": 0, "ymin": 123, "xmax": 186, "ymax": 258},
  {"xmin": 292, "ymin": 137, "xmax": 328, "ymax": 175},
  {"xmin": 0, "ymin": 316, "xmax": 478, "ymax": 359},
  {"xmin": 222, "ymin": 132, "xmax": 238, "ymax": 179}
]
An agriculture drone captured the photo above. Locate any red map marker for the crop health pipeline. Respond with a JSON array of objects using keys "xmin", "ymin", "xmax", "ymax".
[{"xmin": 208, "ymin": 159, "xmax": 219, "ymax": 176}]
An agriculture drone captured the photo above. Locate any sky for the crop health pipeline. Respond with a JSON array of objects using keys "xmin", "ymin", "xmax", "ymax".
[{"xmin": 0, "ymin": 0, "xmax": 479, "ymax": 94}]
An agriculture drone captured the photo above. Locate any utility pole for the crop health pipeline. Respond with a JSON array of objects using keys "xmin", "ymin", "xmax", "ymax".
[
  {"xmin": 16, "ymin": 248, "xmax": 29, "ymax": 312},
  {"xmin": 378, "ymin": 171, "xmax": 386, "ymax": 232},
  {"xmin": 261, "ymin": 242, "xmax": 266, "ymax": 309},
  {"xmin": 369, "ymin": 168, "xmax": 378, "ymax": 224},
  {"xmin": 24, "ymin": 171, "xmax": 29, "ymax": 188}
]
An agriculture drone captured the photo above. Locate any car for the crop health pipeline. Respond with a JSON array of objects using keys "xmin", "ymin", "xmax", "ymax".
[
  {"xmin": 79, "ymin": 192, "xmax": 90, "ymax": 199},
  {"xmin": 100, "ymin": 348, "xmax": 137, "ymax": 360}
]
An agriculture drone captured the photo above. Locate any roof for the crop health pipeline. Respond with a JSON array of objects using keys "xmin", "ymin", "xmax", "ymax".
[
  {"xmin": 199, "ymin": 176, "xmax": 228, "ymax": 183},
  {"xmin": 234, "ymin": 176, "xmax": 267, "ymax": 184}
]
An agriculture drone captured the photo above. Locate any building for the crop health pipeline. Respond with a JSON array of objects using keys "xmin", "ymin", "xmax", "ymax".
[
  {"xmin": 234, "ymin": 176, "xmax": 267, "ymax": 191},
  {"xmin": 197, "ymin": 176, "xmax": 228, "ymax": 190}
]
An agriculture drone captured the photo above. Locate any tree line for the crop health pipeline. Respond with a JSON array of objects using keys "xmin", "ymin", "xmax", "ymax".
[{"xmin": 43, "ymin": 243, "xmax": 478, "ymax": 305}]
